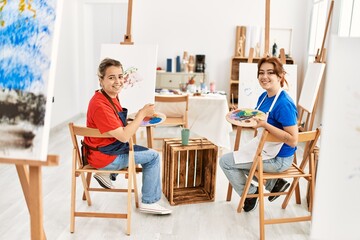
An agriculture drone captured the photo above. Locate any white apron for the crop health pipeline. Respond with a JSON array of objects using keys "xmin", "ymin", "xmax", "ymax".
[{"xmin": 233, "ymin": 89, "xmax": 284, "ymax": 164}]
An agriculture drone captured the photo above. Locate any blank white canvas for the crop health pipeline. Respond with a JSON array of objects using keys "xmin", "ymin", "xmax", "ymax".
[
  {"xmin": 297, "ymin": 62, "xmax": 326, "ymax": 113},
  {"xmin": 100, "ymin": 44, "xmax": 158, "ymax": 115},
  {"xmin": 238, "ymin": 63, "xmax": 297, "ymax": 109},
  {"xmin": 310, "ymin": 36, "xmax": 360, "ymax": 240}
]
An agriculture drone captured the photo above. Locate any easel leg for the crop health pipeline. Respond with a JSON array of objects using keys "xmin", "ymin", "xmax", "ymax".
[
  {"xmin": 16, "ymin": 165, "xmax": 31, "ymax": 206},
  {"xmin": 146, "ymin": 126, "xmax": 153, "ymax": 149},
  {"xmin": 16, "ymin": 165, "xmax": 46, "ymax": 240},
  {"xmin": 29, "ymin": 166, "xmax": 45, "ymax": 240}
]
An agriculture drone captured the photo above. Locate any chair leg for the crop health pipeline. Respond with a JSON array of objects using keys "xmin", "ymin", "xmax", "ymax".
[
  {"xmin": 258, "ymin": 171, "xmax": 265, "ymax": 240},
  {"xmin": 226, "ymin": 183, "xmax": 233, "ymax": 201},
  {"xmin": 80, "ymin": 172, "xmax": 92, "ymax": 206},
  {"xmin": 133, "ymin": 164, "xmax": 139, "ymax": 208},
  {"xmin": 294, "ymin": 182, "xmax": 301, "ymax": 204},
  {"xmin": 292, "ymin": 156, "xmax": 302, "ymax": 204},
  {"xmin": 237, "ymin": 175, "xmax": 253, "ymax": 213},
  {"xmin": 146, "ymin": 126, "xmax": 153, "ymax": 149},
  {"xmin": 308, "ymin": 153, "xmax": 315, "ymax": 212},
  {"xmin": 82, "ymin": 172, "xmax": 92, "ymax": 201},
  {"xmin": 282, "ymin": 177, "xmax": 300, "ymax": 209},
  {"xmin": 70, "ymin": 152, "xmax": 77, "ymax": 233},
  {"xmin": 126, "ymin": 167, "xmax": 133, "ymax": 235},
  {"xmin": 237, "ymin": 157, "xmax": 259, "ymax": 213}
]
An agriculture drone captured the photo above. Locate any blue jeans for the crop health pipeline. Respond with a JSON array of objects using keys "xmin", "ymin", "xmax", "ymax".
[
  {"xmin": 99, "ymin": 148, "xmax": 161, "ymax": 204},
  {"xmin": 219, "ymin": 152, "xmax": 293, "ymax": 196}
]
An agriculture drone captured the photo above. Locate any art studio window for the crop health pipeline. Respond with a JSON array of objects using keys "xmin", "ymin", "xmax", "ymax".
[
  {"xmin": 338, "ymin": 0, "xmax": 360, "ymax": 37},
  {"xmin": 307, "ymin": 0, "xmax": 360, "ymax": 63},
  {"xmin": 307, "ymin": 0, "xmax": 330, "ymax": 63}
]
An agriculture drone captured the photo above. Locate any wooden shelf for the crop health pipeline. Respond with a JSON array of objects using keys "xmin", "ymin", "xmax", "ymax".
[{"xmin": 156, "ymin": 72, "xmax": 205, "ymax": 89}]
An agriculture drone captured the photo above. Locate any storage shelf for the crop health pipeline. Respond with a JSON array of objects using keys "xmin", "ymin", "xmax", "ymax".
[{"xmin": 156, "ymin": 72, "xmax": 205, "ymax": 89}]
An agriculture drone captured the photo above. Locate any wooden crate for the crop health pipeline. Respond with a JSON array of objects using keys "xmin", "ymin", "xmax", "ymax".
[{"xmin": 162, "ymin": 138, "xmax": 218, "ymax": 205}]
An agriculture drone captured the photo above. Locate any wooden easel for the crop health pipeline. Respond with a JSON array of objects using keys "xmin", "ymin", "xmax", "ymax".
[
  {"xmin": 299, "ymin": 0, "xmax": 334, "ymax": 206},
  {"xmin": 0, "ymin": 155, "xmax": 59, "ymax": 240},
  {"xmin": 118, "ymin": 0, "xmax": 154, "ymax": 148},
  {"xmin": 120, "ymin": 0, "xmax": 134, "ymax": 45},
  {"xmin": 315, "ymin": 0, "xmax": 333, "ymax": 63},
  {"xmin": 298, "ymin": 0, "xmax": 333, "ymax": 132},
  {"xmin": 228, "ymin": 0, "xmax": 285, "ymax": 155},
  {"xmin": 228, "ymin": 1, "xmax": 293, "ymax": 202},
  {"xmin": 264, "ymin": 0, "xmax": 270, "ymax": 56}
]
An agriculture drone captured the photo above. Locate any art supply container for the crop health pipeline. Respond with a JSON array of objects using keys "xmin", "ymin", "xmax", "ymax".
[
  {"xmin": 181, "ymin": 128, "xmax": 190, "ymax": 145},
  {"xmin": 210, "ymin": 82, "xmax": 215, "ymax": 93}
]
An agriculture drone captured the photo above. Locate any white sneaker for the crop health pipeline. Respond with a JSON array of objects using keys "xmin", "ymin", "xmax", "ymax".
[
  {"xmin": 94, "ymin": 173, "xmax": 114, "ymax": 189},
  {"xmin": 139, "ymin": 202, "xmax": 172, "ymax": 215}
]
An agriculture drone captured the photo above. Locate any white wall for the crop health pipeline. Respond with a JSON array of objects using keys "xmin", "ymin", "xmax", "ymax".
[
  {"xmin": 51, "ymin": 0, "xmax": 311, "ymax": 128},
  {"xmin": 133, "ymin": 0, "xmax": 309, "ymax": 96},
  {"xmin": 51, "ymin": 0, "xmax": 80, "ymax": 127}
]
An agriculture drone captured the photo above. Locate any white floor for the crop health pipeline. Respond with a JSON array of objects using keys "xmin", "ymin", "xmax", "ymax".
[{"xmin": 0, "ymin": 116, "xmax": 312, "ymax": 240}]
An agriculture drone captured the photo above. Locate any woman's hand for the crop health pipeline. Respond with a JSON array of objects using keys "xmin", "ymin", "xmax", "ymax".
[
  {"xmin": 138, "ymin": 103, "xmax": 155, "ymax": 119},
  {"xmin": 253, "ymin": 116, "xmax": 267, "ymax": 129},
  {"xmin": 108, "ymin": 103, "xmax": 155, "ymax": 142}
]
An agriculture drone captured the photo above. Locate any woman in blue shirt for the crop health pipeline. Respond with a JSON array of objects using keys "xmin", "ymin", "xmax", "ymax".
[{"xmin": 220, "ymin": 57, "xmax": 298, "ymax": 212}]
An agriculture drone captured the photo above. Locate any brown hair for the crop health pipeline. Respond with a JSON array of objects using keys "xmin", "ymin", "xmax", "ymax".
[
  {"xmin": 257, "ymin": 57, "xmax": 288, "ymax": 88},
  {"xmin": 97, "ymin": 58, "xmax": 123, "ymax": 79}
]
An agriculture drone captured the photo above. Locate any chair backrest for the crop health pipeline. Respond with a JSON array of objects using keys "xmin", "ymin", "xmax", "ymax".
[
  {"xmin": 155, "ymin": 95, "xmax": 189, "ymax": 108},
  {"xmin": 68, "ymin": 122, "xmax": 134, "ymax": 168},
  {"xmin": 154, "ymin": 94, "xmax": 189, "ymax": 127},
  {"xmin": 297, "ymin": 106, "xmax": 313, "ymax": 132},
  {"xmin": 255, "ymin": 128, "xmax": 321, "ymax": 164}
]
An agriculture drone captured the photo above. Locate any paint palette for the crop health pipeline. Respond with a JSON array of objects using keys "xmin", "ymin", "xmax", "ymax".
[
  {"xmin": 226, "ymin": 108, "xmax": 266, "ymax": 127},
  {"xmin": 128, "ymin": 112, "xmax": 166, "ymax": 127}
]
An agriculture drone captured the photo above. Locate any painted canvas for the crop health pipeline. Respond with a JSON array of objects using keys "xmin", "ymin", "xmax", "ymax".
[
  {"xmin": 0, "ymin": 0, "xmax": 63, "ymax": 161},
  {"xmin": 238, "ymin": 63, "xmax": 297, "ymax": 109},
  {"xmin": 100, "ymin": 44, "xmax": 158, "ymax": 115}
]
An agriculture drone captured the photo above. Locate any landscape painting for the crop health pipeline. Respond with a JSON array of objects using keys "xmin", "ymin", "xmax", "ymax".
[{"xmin": 0, "ymin": 0, "xmax": 62, "ymax": 161}]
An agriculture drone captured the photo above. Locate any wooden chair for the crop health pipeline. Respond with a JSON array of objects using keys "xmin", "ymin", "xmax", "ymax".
[
  {"xmin": 152, "ymin": 95, "xmax": 189, "ymax": 147},
  {"xmin": 154, "ymin": 95, "xmax": 189, "ymax": 128},
  {"xmin": 68, "ymin": 122, "xmax": 139, "ymax": 235},
  {"xmin": 237, "ymin": 128, "xmax": 321, "ymax": 240}
]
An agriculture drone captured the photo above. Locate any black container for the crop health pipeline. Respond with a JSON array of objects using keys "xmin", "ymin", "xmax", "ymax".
[{"xmin": 195, "ymin": 55, "xmax": 205, "ymax": 73}]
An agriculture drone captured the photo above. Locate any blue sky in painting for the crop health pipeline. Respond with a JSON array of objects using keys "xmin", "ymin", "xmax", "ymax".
[{"xmin": 0, "ymin": 0, "xmax": 56, "ymax": 93}]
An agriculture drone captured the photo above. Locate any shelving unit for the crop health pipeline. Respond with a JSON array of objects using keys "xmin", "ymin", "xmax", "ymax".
[
  {"xmin": 156, "ymin": 72, "xmax": 205, "ymax": 89},
  {"xmin": 229, "ymin": 56, "xmax": 294, "ymax": 107}
]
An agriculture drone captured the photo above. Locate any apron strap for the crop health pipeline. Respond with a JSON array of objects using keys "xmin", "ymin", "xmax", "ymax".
[{"xmin": 256, "ymin": 88, "xmax": 283, "ymax": 113}]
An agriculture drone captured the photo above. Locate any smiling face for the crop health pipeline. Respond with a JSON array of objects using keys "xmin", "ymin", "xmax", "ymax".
[
  {"xmin": 257, "ymin": 62, "xmax": 282, "ymax": 96},
  {"xmin": 99, "ymin": 66, "xmax": 124, "ymax": 98}
]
